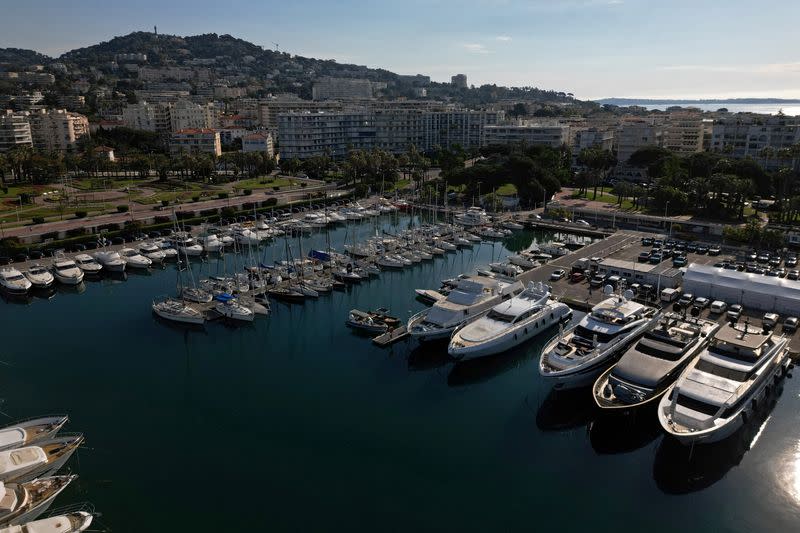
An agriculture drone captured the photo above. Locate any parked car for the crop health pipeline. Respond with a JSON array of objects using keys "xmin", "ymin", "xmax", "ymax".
[
  {"xmin": 672, "ymin": 256, "xmax": 687, "ymax": 267},
  {"xmin": 789, "ymin": 270, "xmax": 800, "ymax": 281},
  {"xmin": 763, "ymin": 312, "xmax": 780, "ymax": 329},
  {"xmin": 678, "ymin": 293, "xmax": 694, "ymax": 307},
  {"xmin": 13, "ymin": 253, "xmax": 28, "ymax": 263},
  {"xmin": 649, "ymin": 253, "xmax": 664, "ymax": 264},
  {"xmin": 710, "ymin": 301, "xmax": 728, "ymax": 314},
  {"xmin": 727, "ymin": 304, "xmax": 743, "ymax": 320},
  {"xmin": 575, "ymin": 219, "xmax": 591, "ymax": 227},
  {"xmin": 693, "ymin": 297, "xmax": 710, "ymax": 309},
  {"xmin": 652, "ymin": 239, "xmax": 663, "ymax": 248},
  {"xmin": 629, "ymin": 283, "xmax": 641, "ymax": 295},
  {"xmin": 638, "ymin": 251, "xmax": 651, "ymax": 263},
  {"xmin": 769, "ymin": 257, "xmax": 782, "ymax": 268},
  {"xmin": 550, "ymin": 269, "xmax": 566, "ymax": 281},
  {"xmin": 708, "ymin": 246, "xmax": 721, "ymax": 256},
  {"xmin": 696, "ymin": 245, "xmax": 709, "ymax": 254},
  {"xmin": 641, "ymin": 284, "xmax": 655, "ymax": 299},
  {"xmin": 589, "ymin": 275, "xmax": 605, "ymax": 288},
  {"xmin": 641, "ymin": 237, "xmax": 653, "ymax": 246},
  {"xmin": 784, "ymin": 316, "xmax": 798, "ymax": 333},
  {"xmin": 570, "ymin": 271, "xmax": 586, "ymax": 283},
  {"xmin": 687, "ymin": 243, "xmax": 698, "ymax": 253},
  {"xmin": 786, "ymin": 257, "xmax": 798, "ymax": 268},
  {"xmin": 606, "ymin": 275, "xmax": 622, "ymax": 288}
]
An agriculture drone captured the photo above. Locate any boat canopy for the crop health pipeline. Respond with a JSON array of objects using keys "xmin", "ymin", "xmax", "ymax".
[
  {"xmin": 0, "ymin": 447, "xmax": 46, "ymax": 474},
  {"xmin": 0, "ymin": 429, "xmax": 25, "ymax": 451},
  {"xmin": 214, "ymin": 293, "xmax": 235, "ymax": 302}
]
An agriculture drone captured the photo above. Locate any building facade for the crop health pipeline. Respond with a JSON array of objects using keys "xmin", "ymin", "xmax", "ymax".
[
  {"xmin": 241, "ymin": 132, "xmax": 275, "ymax": 157},
  {"xmin": 662, "ymin": 113, "xmax": 704, "ymax": 155},
  {"xmin": 484, "ymin": 124, "xmax": 569, "ymax": 148},
  {"xmin": 28, "ymin": 109, "xmax": 90, "ymax": 152},
  {"xmin": 312, "ymin": 78, "xmax": 373, "ymax": 100},
  {"xmin": 169, "ymin": 129, "xmax": 222, "ymax": 157},
  {"xmin": 451, "ymin": 74, "xmax": 468, "ymax": 88},
  {"xmin": 710, "ymin": 115, "xmax": 800, "ymax": 169},
  {"xmin": 0, "ymin": 110, "xmax": 33, "ymax": 152}
]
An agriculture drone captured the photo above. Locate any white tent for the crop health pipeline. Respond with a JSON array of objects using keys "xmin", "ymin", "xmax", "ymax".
[{"xmin": 683, "ymin": 264, "xmax": 800, "ymax": 315}]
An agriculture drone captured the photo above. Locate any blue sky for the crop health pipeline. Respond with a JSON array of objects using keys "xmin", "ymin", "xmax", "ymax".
[{"xmin": 2, "ymin": 0, "xmax": 799, "ymax": 100}]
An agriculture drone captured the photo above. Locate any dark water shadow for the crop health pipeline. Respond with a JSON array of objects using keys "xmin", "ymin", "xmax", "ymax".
[
  {"xmin": 588, "ymin": 404, "xmax": 662, "ymax": 454},
  {"xmin": 407, "ymin": 342, "xmax": 453, "ymax": 372},
  {"xmin": 55, "ymin": 282, "xmax": 86, "ymax": 295},
  {"xmin": 0, "ymin": 291, "xmax": 32, "ymax": 305},
  {"xmin": 536, "ymin": 387, "xmax": 596, "ymax": 431},
  {"xmin": 653, "ymin": 378, "xmax": 786, "ymax": 494},
  {"xmin": 31, "ymin": 286, "xmax": 57, "ymax": 301},
  {"xmin": 152, "ymin": 313, "xmax": 208, "ymax": 335},
  {"xmin": 447, "ymin": 341, "xmax": 535, "ymax": 387}
]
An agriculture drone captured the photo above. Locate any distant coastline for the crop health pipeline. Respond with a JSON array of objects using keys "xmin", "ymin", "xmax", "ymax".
[{"xmin": 595, "ymin": 97, "xmax": 800, "ymax": 105}]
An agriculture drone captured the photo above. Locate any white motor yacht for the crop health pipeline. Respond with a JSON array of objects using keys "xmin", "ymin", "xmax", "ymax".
[
  {"xmin": 0, "ymin": 416, "xmax": 68, "ymax": 452},
  {"xmin": 152, "ymin": 296, "xmax": 205, "ymax": 325},
  {"xmin": 234, "ymin": 228, "xmax": 260, "ymax": 246},
  {"xmin": 215, "ymin": 298, "xmax": 255, "ymax": 322},
  {"xmin": 0, "ymin": 476, "xmax": 76, "ymax": 527},
  {"xmin": 197, "ymin": 235, "xmax": 223, "ymax": 253},
  {"xmin": 138, "ymin": 242, "xmax": 167, "ymax": 263},
  {"xmin": 454, "ymin": 207, "xmax": 490, "ymax": 227},
  {"xmin": 0, "ymin": 268, "xmax": 31, "ymax": 295},
  {"xmin": 593, "ymin": 314, "xmax": 720, "ymax": 410},
  {"xmin": 539, "ymin": 286, "xmax": 659, "ymax": 390},
  {"xmin": 73, "ymin": 254, "xmax": 103, "ymax": 276},
  {"xmin": 449, "ymin": 282, "xmax": 572, "ymax": 360},
  {"xmin": 22, "ymin": 265, "xmax": 53, "ymax": 290},
  {"xmin": 51, "ymin": 255, "xmax": 85, "ymax": 285},
  {"xmin": 0, "ymin": 435, "xmax": 83, "ymax": 484},
  {"xmin": 171, "ymin": 235, "xmax": 203, "ymax": 257},
  {"xmin": 119, "ymin": 248, "xmax": 152, "ymax": 269},
  {"xmin": 503, "ymin": 220, "xmax": 525, "ymax": 230},
  {"xmin": 658, "ymin": 321, "xmax": 790, "ymax": 445},
  {"xmin": 408, "ymin": 277, "xmax": 524, "ymax": 341},
  {"xmin": 0, "ymin": 511, "xmax": 93, "ymax": 533},
  {"xmin": 377, "ymin": 255, "xmax": 405, "ymax": 269},
  {"xmin": 153, "ymin": 240, "xmax": 179, "ymax": 261},
  {"xmin": 91, "ymin": 250, "xmax": 125, "ymax": 272}
]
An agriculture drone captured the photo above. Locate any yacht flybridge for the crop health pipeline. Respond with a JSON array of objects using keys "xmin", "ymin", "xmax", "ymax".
[
  {"xmin": 658, "ymin": 320, "xmax": 790, "ymax": 444},
  {"xmin": 539, "ymin": 286, "xmax": 659, "ymax": 389},
  {"xmin": 454, "ymin": 207, "xmax": 490, "ymax": 227},
  {"xmin": 51, "ymin": 254, "xmax": 84, "ymax": 285},
  {"xmin": 593, "ymin": 313, "xmax": 720, "ymax": 410},
  {"xmin": 448, "ymin": 281, "xmax": 572, "ymax": 360},
  {"xmin": 408, "ymin": 277, "xmax": 524, "ymax": 341}
]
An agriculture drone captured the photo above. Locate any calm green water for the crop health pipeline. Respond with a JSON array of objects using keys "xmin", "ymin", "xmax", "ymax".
[{"xmin": 1, "ymin": 216, "xmax": 799, "ymax": 532}]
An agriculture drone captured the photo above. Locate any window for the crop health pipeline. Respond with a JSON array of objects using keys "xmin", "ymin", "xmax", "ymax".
[
  {"xmin": 695, "ymin": 359, "xmax": 750, "ymax": 381},
  {"xmin": 675, "ymin": 394, "xmax": 720, "ymax": 416}
]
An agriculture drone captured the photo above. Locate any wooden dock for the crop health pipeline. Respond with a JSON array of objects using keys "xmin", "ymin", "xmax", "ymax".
[{"xmin": 372, "ymin": 326, "xmax": 409, "ymax": 346}]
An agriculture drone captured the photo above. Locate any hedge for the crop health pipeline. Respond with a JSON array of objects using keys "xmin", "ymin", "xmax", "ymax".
[
  {"xmin": 75, "ymin": 210, "xmax": 88, "ymax": 218},
  {"xmin": 116, "ymin": 205, "xmax": 129, "ymax": 213}
]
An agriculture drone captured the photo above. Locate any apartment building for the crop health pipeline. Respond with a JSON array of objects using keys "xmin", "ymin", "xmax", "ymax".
[
  {"xmin": 451, "ymin": 74, "xmax": 468, "ymax": 88},
  {"xmin": 278, "ymin": 111, "xmax": 375, "ymax": 159},
  {"xmin": 242, "ymin": 132, "xmax": 275, "ymax": 157},
  {"xmin": 169, "ymin": 129, "xmax": 222, "ymax": 156},
  {"xmin": 139, "ymin": 67, "xmax": 211, "ymax": 83},
  {"xmin": 169, "ymin": 100, "xmax": 220, "ymax": 132},
  {"xmin": 0, "ymin": 110, "xmax": 33, "ymax": 151},
  {"xmin": 662, "ymin": 113, "xmax": 704, "ymax": 155},
  {"xmin": 484, "ymin": 124, "xmax": 569, "ymax": 148},
  {"xmin": 710, "ymin": 115, "xmax": 800, "ymax": 168},
  {"xmin": 122, "ymin": 101, "xmax": 172, "ymax": 133},
  {"xmin": 312, "ymin": 77, "xmax": 373, "ymax": 100},
  {"xmin": 615, "ymin": 119, "xmax": 664, "ymax": 164},
  {"xmin": 256, "ymin": 98, "xmax": 344, "ymax": 131},
  {"xmin": 28, "ymin": 109, "xmax": 90, "ymax": 152}
]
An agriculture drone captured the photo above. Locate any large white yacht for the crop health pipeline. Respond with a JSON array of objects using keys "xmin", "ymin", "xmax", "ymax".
[
  {"xmin": 408, "ymin": 277, "xmax": 524, "ymax": 341},
  {"xmin": 658, "ymin": 321, "xmax": 790, "ymax": 445},
  {"xmin": 0, "ymin": 416, "xmax": 68, "ymax": 452},
  {"xmin": 0, "ymin": 475, "xmax": 76, "ymax": 527},
  {"xmin": 0, "ymin": 435, "xmax": 82, "ymax": 484},
  {"xmin": 92, "ymin": 250, "xmax": 126, "ymax": 272},
  {"xmin": 448, "ymin": 281, "xmax": 572, "ymax": 360},
  {"xmin": 0, "ymin": 268, "xmax": 31, "ymax": 295},
  {"xmin": 593, "ymin": 313, "xmax": 720, "ymax": 410},
  {"xmin": 73, "ymin": 254, "xmax": 103, "ymax": 276},
  {"xmin": 138, "ymin": 242, "xmax": 167, "ymax": 263},
  {"xmin": 454, "ymin": 207, "xmax": 490, "ymax": 227},
  {"xmin": 0, "ymin": 511, "xmax": 93, "ymax": 533},
  {"xmin": 51, "ymin": 255, "xmax": 84, "ymax": 285},
  {"xmin": 22, "ymin": 265, "xmax": 54, "ymax": 290},
  {"xmin": 539, "ymin": 287, "xmax": 659, "ymax": 389},
  {"xmin": 119, "ymin": 248, "xmax": 152, "ymax": 269}
]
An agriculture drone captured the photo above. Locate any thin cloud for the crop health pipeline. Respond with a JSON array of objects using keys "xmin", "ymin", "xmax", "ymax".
[
  {"xmin": 495, "ymin": 35, "xmax": 512, "ymax": 42},
  {"xmin": 656, "ymin": 62, "xmax": 800, "ymax": 74},
  {"xmin": 462, "ymin": 43, "xmax": 490, "ymax": 55}
]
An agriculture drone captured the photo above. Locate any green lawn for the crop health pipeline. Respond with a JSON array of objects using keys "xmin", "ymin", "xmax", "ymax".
[
  {"xmin": 232, "ymin": 177, "xmax": 296, "ymax": 190},
  {"xmin": 71, "ymin": 178, "xmax": 153, "ymax": 191},
  {"xmin": 495, "ymin": 183, "xmax": 517, "ymax": 196},
  {"xmin": 0, "ymin": 184, "xmax": 49, "ymax": 200},
  {"xmin": 135, "ymin": 191, "xmax": 207, "ymax": 205},
  {"xmin": 387, "ymin": 179, "xmax": 411, "ymax": 192}
]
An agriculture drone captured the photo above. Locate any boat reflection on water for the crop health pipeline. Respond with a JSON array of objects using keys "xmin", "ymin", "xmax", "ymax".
[
  {"xmin": 407, "ymin": 343, "xmax": 453, "ymax": 372},
  {"xmin": 55, "ymin": 281, "xmax": 86, "ymax": 295},
  {"xmin": 535, "ymin": 387, "xmax": 595, "ymax": 431},
  {"xmin": 31, "ymin": 285, "xmax": 57, "ymax": 301},
  {"xmin": 588, "ymin": 409, "xmax": 662, "ymax": 454},
  {"xmin": 653, "ymin": 378, "xmax": 787, "ymax": 494},
  {"xmin": 448, "ymin": 340, "xmax": 536, "ymax": 387}
]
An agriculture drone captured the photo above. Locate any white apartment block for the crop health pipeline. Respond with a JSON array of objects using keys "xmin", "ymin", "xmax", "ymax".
[
  {"xmin": 662, "ymin": 113, "xmax": 704, "ymax": 155},
  {"xmin": 484, "ymin": 124, "xmax": 569, "ymax": 148},
  {"xmin": 312, "ymin": 78, "xmax": 373, "ymax": 100},
  {"xmin": 28, "ymin": 109, "xmax": 90, "ymax": 152},
  {"xmin": 615, "ymin": 119, "xmax": 664, "ymax": 164},
  {"xmin": 139, "ymin": 67, "xmax": 211, "ymax": 83},
  {"xmin": 122, "ymin": 102, "xmax": 172, "ymax": 133},
  {"xmin": 710, "ymin": 115, "xmax": 800, "ymax": 168},
  {"xmin": 241, "ymin": 132, "xmax": 275, "ymax": 157},
  {"xmin": 169, "ymin": 100, "xmax": 220, "ymax": 132},
  {"xmin": 0, "ymin": 110, "xmax": 33, "ymax": 152},
  {"xmin": 277, "ymin": 109, "xmax": 504, "ymax": 160},
  {"xmin": 257, "ymin": 99, "xmax": 344, "ymax": 131},
  {"xmin": 169, "ymin": 129, "xmax": 222, "ymax": 157}
]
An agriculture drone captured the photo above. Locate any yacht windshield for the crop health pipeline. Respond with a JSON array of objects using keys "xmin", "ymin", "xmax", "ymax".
[
  {"xmin": 574, "ymin": 325, "xmax": 618, "ymax": 344},
  {"xmin": 695, "ymin": 359, "xmax": 750, "ymax": 381},
  {"xmin": 7, "ymin": 274, "xmax": 24, "ymax": 281},
  {"xmin": 487, "ymin": 310, "xmax": 515, "ymax": 323},
  {"xmin": 56, "ymin": 264, "xmax": 74, "ymax": 271},
  {"xmin": 675, "ymin": 394, "xmax": 720, "ymax": 416}
]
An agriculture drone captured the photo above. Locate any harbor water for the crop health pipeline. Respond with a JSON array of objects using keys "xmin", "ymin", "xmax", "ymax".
[{"xmin": 1, "ymin": 214, "xmax": 799, "ymax": 532}]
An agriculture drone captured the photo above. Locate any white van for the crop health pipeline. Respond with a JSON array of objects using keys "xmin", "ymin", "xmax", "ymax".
[{"xmin": 660, "ymin": 288, "xmax": 681, "ymax": 303}]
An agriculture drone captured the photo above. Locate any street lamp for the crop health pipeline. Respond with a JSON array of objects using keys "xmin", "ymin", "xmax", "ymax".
[{"xmin": 664, "ymin": 201, "xmax": 670, "ymax": 236}]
